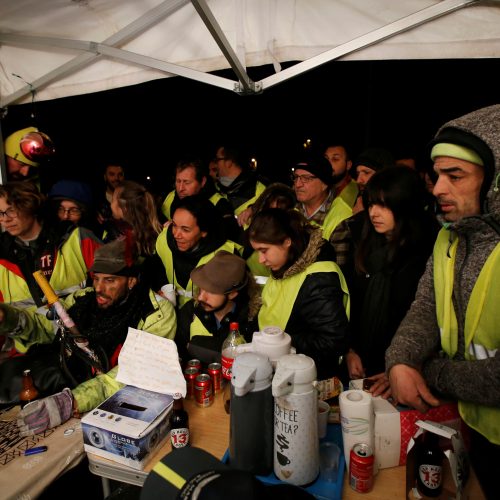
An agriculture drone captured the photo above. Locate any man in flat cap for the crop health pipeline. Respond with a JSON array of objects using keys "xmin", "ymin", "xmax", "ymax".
[
  {"xmin": 386, "ymin": 104, "xmax": 500, "ymax": 498},
  {"xmin": 0, "ymin": 238, "xmax": 176, "ymax": 434},
  {"xmin": 175, "ymin": 250, "xmax": 260, "ymax": 364}
]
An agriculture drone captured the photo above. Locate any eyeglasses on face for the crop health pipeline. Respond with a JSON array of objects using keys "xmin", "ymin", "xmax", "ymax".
[
  {"xmin": 0, "ymin": 207, "xmax": 18, "ymax": 219},
  {"xmin": 291, "ymin": 173, "xmax": 317, "ymax": 184},
  {"xmin": 58, "ymin": 206, "xmax": 82, "ymax": 216}
]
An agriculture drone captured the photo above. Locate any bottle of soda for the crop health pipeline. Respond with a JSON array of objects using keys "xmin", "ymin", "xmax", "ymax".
[
  {"xmin": 169, "ymin": 396, "xmax": 189, "ymax": 449},
  {"xmin": 221, "ymin": 322, "xmax": 246, "ymax": 381},
  {"xmin": 416, "ymin": 431, "xmax": 444, "ymax": 497},
  {"xmin": 19, "ymin": 369, "xmax": 39, "ymax": 409}
]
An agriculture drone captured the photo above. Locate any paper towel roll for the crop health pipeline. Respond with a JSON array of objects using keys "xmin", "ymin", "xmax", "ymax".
[{"xmin": 339, "ymin": 389, "xmax": 374, "ymax": 471}]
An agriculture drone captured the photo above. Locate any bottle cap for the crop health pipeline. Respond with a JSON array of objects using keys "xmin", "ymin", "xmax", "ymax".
[{"xmin": 229, "ymin": 322, "xmax": 239, "ymax": 330}]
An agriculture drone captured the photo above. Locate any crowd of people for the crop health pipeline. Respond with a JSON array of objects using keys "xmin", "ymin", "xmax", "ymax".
[{"xmin": 0, "ymin": 103, "xmax": 499, "ymax": 498}]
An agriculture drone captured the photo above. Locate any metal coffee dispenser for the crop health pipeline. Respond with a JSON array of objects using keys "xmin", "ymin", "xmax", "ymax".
[
  {"xmin": 272, "ymin": 353, "xmax": 319, "ymax": 486},
  {"xmin": 229, "ymin": 352, "xmax": 274, "ymax": 475}
]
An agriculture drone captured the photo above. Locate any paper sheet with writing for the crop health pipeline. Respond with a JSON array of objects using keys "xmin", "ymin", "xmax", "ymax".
[{"xmin": 116, "ymin": 328, "xmax": 186, "ymax": 397}]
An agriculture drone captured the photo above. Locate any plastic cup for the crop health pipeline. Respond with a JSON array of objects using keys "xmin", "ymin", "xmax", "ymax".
[
  {"xmin": 319, "ymin": 441, "xmax": 340, "ymax": 483},
  {"xmin": 317, "ymin": 400, "xmax": 330, "ymax": 439}
]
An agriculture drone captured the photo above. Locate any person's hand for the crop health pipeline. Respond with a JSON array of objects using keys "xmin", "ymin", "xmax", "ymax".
[
  {"xmin": 366, "ymin": 372, "xmax": 391, "ymax": 399},
  {"xmin": 17, "ymin": 388, "xmax": 74, "ymax": 436},
  {"xmin": 236, "ymin": 207, "xmax": 253, "ymax": 227},
  {"xmin": 388, "ymin": 364, "xmax": 441, "ymax": 412},
  {"xmin": 346, "ymin": 349, "xmax": 365, "ymax": 379}
]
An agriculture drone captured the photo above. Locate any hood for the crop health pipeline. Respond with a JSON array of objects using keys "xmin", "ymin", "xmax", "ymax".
[
  {"xmin": 432, "ymin": 104, "xmax": 500, "ymax": 232},
  {"xmin": 281, "ymin": 227, "xmax": 325, "ymax": 279}
]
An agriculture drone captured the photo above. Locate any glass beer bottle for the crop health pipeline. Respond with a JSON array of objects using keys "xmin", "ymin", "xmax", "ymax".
[
  {"xmin": 416, "ymin": 431, "xmax": 444, "ymax": 497},
  {"xmin": 170, "ymin": 396, "xmax": 189, "ymax": 449},
  {"xmin": 19, "ymin": 369, "xmax": 39, "ymax": 408}
]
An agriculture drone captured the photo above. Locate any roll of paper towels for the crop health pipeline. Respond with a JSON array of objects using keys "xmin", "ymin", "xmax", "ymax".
[{"xmin": 339, "ymin": 389, "xmax": 374, "ymax": 471}]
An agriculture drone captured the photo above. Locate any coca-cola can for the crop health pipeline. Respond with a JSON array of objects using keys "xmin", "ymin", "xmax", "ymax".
[
  {"xmin": 194, "ymin": 373, "xmax": 213, "ymax": 408},
  {"xmin": 184, "ymin": 366, "xmax": 199, "ymax": 399},
  {"xmin": 207, "ymin": 362, "xmax": 222, "ymax": 393},
  {"xmin": 186, "ymin": 359, "xmax": 202, "ymax": 372},
  {"xmin": 350, "ymin": 443, "xmax": 374, "ymax": 493}
]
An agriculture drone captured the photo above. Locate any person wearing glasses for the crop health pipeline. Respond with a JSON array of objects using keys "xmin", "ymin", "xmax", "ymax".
[
  {"xmin": 291, "ymin": 153, "xmax": 353, "ymax": 269},
  {"xmin": 0, "ymin": 181, "xmax": 101, "ymax": 356},
  {"xmin": 48, "ymin": 179, "xmax": 99, "ymax": 233}
]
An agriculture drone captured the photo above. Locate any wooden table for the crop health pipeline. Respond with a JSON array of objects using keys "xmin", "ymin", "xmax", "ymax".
[
  {"xmin": 88, "ymin": 390, "xmax": 413, "ymax": 499},
  {"xmin": 0, "ymin": 406, "xmax": 85, "ymax": 500}
]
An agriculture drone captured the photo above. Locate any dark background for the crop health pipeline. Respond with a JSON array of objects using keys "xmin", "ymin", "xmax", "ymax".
[{"xmin": 2, "ymin": 58, "xmax": 499, "ymax": 198}]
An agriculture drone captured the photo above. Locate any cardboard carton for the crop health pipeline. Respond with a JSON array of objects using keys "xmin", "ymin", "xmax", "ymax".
[
  {"xmin": 349, "ymin": 379, "xmax": 459, "ymax": 470},
  {"xmin": 81, "ymin": 385, "xmax": 173, "ymax": 470},
  {"xmin": 406, "ymin": 420, "xmax": 485, "ymax": 500}
]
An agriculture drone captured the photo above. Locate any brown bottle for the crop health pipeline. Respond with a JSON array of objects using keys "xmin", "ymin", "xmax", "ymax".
[
  {"xmin": 169, "ymin": 396, "xmax": 189, "ymax": 449},
  {"xmin": 20, "ymin": 369, "xmax": 39, "ymax": 408},
  {"xmin": 416, "ymin": 431, "xmax": 444, "ymax": 497}
]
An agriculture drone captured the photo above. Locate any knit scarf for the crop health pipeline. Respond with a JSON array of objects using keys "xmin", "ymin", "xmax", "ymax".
[{"xmin": 67, "ymin": 285, "xmax": 152, "ymax": 357}]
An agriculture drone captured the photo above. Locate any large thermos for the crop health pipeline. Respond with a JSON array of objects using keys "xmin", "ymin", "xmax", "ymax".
[
  {"xmin": 229, "ymin": 352, "xmax": 274, "ymax": 475},
  {"xmin": 272, "ymin": 353, "xmax": 319, "ymax": 486}
]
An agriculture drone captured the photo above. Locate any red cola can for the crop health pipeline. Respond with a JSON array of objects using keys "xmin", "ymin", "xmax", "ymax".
[
  {"xmin": 194, "ymin": 373, "xmax": 213, "ymax": 408},
  {"xmin": 207, "ymin": 362, "xmax": 222, "ymax": 393},
  {"xmin": 186, "ymin": 359, "xmax": 201, "ymax": 372},
  {"xmin": 184, "ymin": 366, "xmax": 199, "ymax": 399},
  {"xmin": 350, "ymin": 443, "xmax": 374, "ymax": 493}
]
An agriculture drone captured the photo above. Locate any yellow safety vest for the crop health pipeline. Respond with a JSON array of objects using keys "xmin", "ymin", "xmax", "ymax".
[
  {"xmin": 190, "ymin": 314, "xmax": 212, "ymax": 339},
  {"xmin": 434, "ymin": 228, "xmax": 500, "ymax": 443},
  {"xmin": 258, "ymin": 261, "xmax": 350, "ymax": 330},
  {"xmin": 161, "ymin": 191, "xmax": 226, "ymax": 220},
  {"xmin": 321, "ymin": 196, "xmax": 353, "ymax": 240},
  {"xmin": 245, "ymin": 250, "xmax": 270, "ymax": 286},
  {"xmin": 155, "ymin": 231, "xmax": 243, "ymax": 308},
  {"xmin": 338, "ymin": 179, "xmax": 359, "ymax": 209},
  {"xmin": 234, "ymin": 181, "xmax": 267, "ymax": 216}
]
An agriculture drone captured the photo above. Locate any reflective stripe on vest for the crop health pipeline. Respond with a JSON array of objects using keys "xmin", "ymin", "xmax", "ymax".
[
  {"xmin": 434, "ymin": 227, "xmax": 500, "ymax": 443},
  {"xmin": 258, "ymin": 260, "xmax": 350, "ymax": 331}
]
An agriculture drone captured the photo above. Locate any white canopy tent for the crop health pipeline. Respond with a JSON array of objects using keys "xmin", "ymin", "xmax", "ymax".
[{"xmin": 1, "ymin": 0, "xmax": 500, "ymax": 181}]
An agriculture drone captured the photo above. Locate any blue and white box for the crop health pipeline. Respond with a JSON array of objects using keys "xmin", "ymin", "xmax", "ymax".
[{"xmin": 82, "ymin": 385, "xmax": 174, "ymax": 470}]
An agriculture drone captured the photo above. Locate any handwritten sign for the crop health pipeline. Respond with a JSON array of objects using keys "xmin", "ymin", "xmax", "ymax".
[{"xmin": 116, "ymin": 328, "xmax": 186, "ymax": 397}]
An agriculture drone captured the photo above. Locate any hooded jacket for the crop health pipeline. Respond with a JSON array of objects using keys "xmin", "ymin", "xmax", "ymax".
[
  {"xmin": 385, "ymin": 105, "xmax": 500, "ymax": 440},
  {"xmin": 258, "ymin": 228, "xmax": 350, "ymax": 380}
]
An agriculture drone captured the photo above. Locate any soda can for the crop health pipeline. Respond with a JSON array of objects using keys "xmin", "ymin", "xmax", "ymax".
[
  {"xmin": 184, "ymin": 366, "xmax": 199, "ymax": 399},
  {"xmin": 194, "ymin": 373, "xmax": 213, "ymax": 408},
  {"xmin": 349, "ymin": 443, "xmax": 374, "ymax": 493},
  {"xmin": 186, "ymin": 359, "xmax": 202, "ymax": 372},
  {"xmin": 207, "ymin": 362, "xmax": 222, "ymax": 393}
]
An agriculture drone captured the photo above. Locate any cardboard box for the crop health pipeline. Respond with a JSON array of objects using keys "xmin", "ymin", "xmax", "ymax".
[
  {"xmin": 82, "ymin": 385, "xmax": 174, "ymax": 470},
  {"xmin": 406, "ymin": 420, "xmax": 474, "ymax": 500},
  {"xmin": 349, "ymin": 379, "xmax": 459, "ymax": 470}
]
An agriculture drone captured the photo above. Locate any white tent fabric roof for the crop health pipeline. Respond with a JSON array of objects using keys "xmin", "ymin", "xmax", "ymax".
[{"xmin": 1, "ymin": 0, "xmax": 500, "ymax": 108}]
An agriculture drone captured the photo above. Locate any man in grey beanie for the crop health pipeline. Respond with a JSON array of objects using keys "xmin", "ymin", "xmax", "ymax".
[{"xmin": 385, "ymin": 104, "xmax": 500, "ymax": 498}]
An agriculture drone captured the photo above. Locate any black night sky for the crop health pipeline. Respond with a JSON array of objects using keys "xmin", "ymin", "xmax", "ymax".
[{"xmin": 3, "ymin": 57, "xmax": 499, "ymax": 198}]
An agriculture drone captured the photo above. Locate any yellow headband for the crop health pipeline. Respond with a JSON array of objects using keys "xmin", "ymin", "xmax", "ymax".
[{"xmin": 430, "ymin": 143, "xmax": 483, "ymax": 166}]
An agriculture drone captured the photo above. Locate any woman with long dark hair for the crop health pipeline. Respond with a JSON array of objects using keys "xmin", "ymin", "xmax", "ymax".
[
  {"xmin": 248, "ymin": 208, "xmax": 349, "ymax": 381},
  {"xmin": 345, "ymin": 166, "xmax": 438, "ymax": 393}
]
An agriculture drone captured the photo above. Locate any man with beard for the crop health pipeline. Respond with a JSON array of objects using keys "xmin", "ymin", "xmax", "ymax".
[
  {"xmin": 96, "ymin": 162, "xmax": 125, "ymax": 238},
  {"xmin": 292, "ymin": 153, "xmax": 353, "ymax": 268},
  {"xmin": 0, "ymin": 238, "xmax": 176, "ymax": 434},
  {"xmin": 175, "ymin": 250, "xmax": 260, "ymax": 364}
]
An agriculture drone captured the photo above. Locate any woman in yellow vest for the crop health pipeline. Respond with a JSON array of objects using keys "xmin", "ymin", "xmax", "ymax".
[
  {"xmin": 248, "ymin": 208, "xmax": 350, "ymax": 381},
  {"xmin": 156, "ymin": 195, "xmax": 243, "ymax": 309}
]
